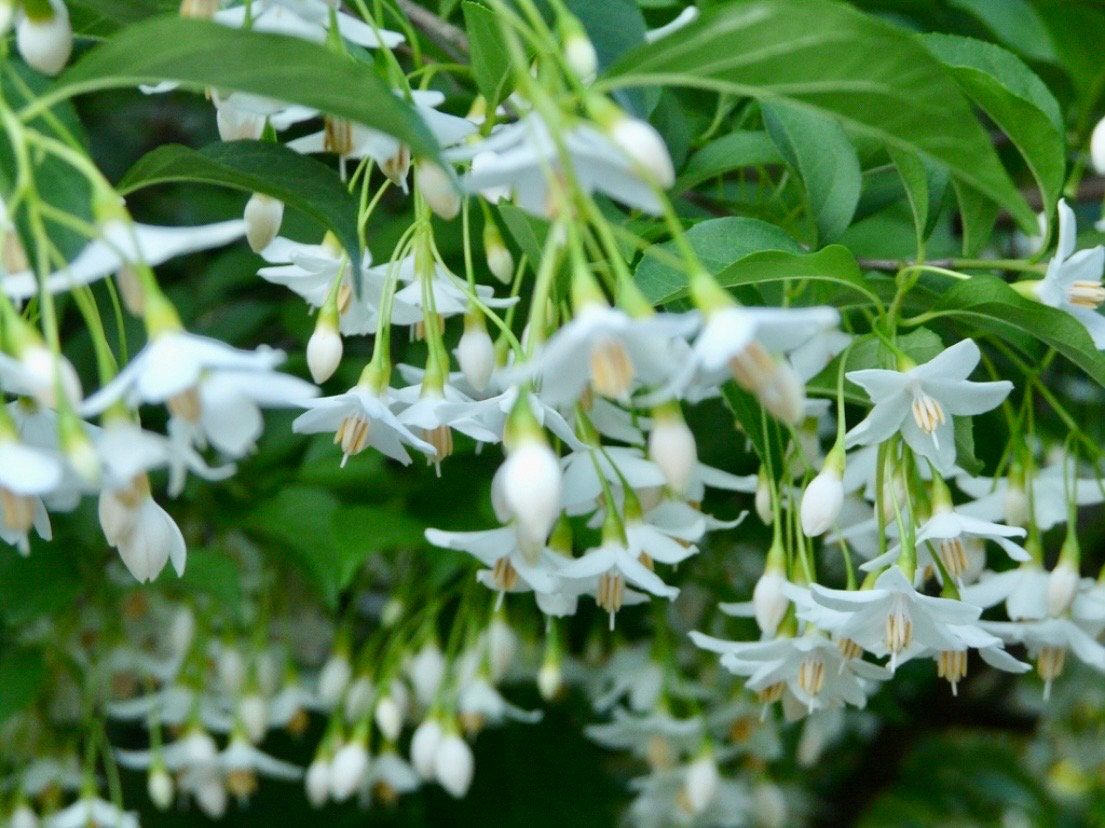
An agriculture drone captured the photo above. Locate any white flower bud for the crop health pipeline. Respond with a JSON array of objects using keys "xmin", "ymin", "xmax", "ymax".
[
  {"xmin": 9, "ymin": 803, "xmax": 38, "ymax": 828},
  {"xmin": 343, "ymin": 674, "xmax": 373, "ymax": 721},
  {"xmin": 374, "ymin": 694, "xmax": 404, "ymax": 742},
  {"xmin": 609, "ymin": 116, "xmax": 675, "ymax": 188},
  {"xmin": 457, "ymin": 320, "xmax": 495, "ymax": 392},
  {"xmin": 181, "ymin": 728, "xmax": 218, "ymax": 765},
  {"xmin": 17, "ymin": 2, "xmax": 72, "ymax": 76},
  {"xmin": 195, "ymin": 776, "xmax": 228, "ymax": 819},
  {"xmin": 752, "ymin": 569, "xmax": 788, "ymax": 637},
  {"xmin": 752, "ymin": 782, "xmax": 788, "ymax": 828},
  {"xmin": 1003, "ymin": 482, "xmax": 1030, "ymax": 527},
  {"xmin": 483, "ymin": 223, "xmax": 514, "ymax": 285},
  {"xmin": 21, "ymin": 346, "xmax": 82, "ymax": 407},
  {"xmin": 217, "ymin": 646, "xmax": 245, "ymax": 695},
  {"xmin": 318, "ymin": 651, "xmax": 352, "ymax": 706},
  {"xmin": 537, "ymin": 660, "xmax": 562, "ymax": 701},
  {"xmin": 148, "ymin": 766, "xmax": 174, "ymax": 811},
  {"xmin": 800, "ymin": 466, "xmax": 844, "ymax": 537},
  {"xmin": 488, "ymin": 616, "xmax": 518, "ymax": 682},
  {"xmin": 305, "ymin": 757, "xmax": 330, "ymax": 808},
  {"xmin": 408, "ymin": 644, "xmax": 445, "ymax": 707},
  {"xmin": 648, "ymin": 410, "xmax": 697, "ymax": 494},
  {"xmin": 216, "ymin": 104, "xmax": 263, "ymax": 141},
  {"xmin": 1092, "ymin": 117, "xmax": 1105, "ymax": 176},
  {"xmin": 168, "ymin": 604, "xmax": 195, "ymax": 658},
  {"xmin": 411, "ymin": 717, "xmax": 443, "ymax": 780},
  {"xmin": 329, "ymin": 740, "xmax": 370, "ymax": 801},
  {"xmin": 244, "ymin": 193, "xmax": 284, "ymax": 253},
  {"xmin": 307, "ymin": 320, "xmax": 343, "ymax": 384},
  {"xmin": 683, "ymin": 755, "xmax": 720, "ymax": 814},
  {"xmin": 0, "ymin": 1, "xmax": 15, "ymax": 37},
  {"xmin": 239, "ymin": 693, "xmax": 268, "ymax": 743},
  {"xmin": 564, "ymin": 30, "xmax": 598, "ymax": 82},
  {"xmin": 434, "ymin": 732, "xmax": 474, "ymax": 798},
  {"xmin": 1047, "ymin": 560, "xmax": 1080, "ymax": 617},
  {"xmin": 415, "ymin": 162, "xmax": 460, "ymax": 220},
  {"xmin": 501, "ymin": 438, "xmax": 562, "ymax": 556},
  {"xmin": 755, "ymin": 474, "xmax": 773, "ymax": 525}
]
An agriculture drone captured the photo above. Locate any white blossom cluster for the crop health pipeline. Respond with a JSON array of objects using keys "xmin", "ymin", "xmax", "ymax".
[{"xmin": 4, "ymin": 0, "xmax": 1105, "ymax": 825}]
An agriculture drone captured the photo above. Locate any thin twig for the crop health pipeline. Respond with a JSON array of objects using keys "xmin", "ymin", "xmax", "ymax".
[{"xmin": 394, "ymin": 0, "xmax": 470, "ymax": 61}]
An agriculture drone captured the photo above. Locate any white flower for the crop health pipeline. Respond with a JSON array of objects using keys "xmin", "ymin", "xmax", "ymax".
[
  {"xmin": 0, "ymin": 437, "xmax": 59, "ymax": 554},
  {"xmin": 410, "ymin": 717, "xmax": 443, "ymax": 780},
  {"xmin": 457, "ymin": 674, "xmax": 542, "ymax": 728},
  {"xmin": 220, "ymin": 735, "xmax": 303, "ymax": 782},
  {"xmin": 329, "ymin": 739, "xmax": 369, "ymax": 801},
  {"xmin": 960, "ymin": 564, "xmax": 1050, "ymax": 621},
  {"xmin": 560, "ymin": 445, "xmax": 666, "ymax": 516},
  {"xmin": 425, "ymin": 525, "xmax": 563, "ymax": 595},
  {"xmin": 293, "ymin": 384, "xmax": 435, "ymax": 466},
  {"xmin": 2, "ymin": 219, "xmax": 247, "ymax": 303},
  {"xmin": 800, "ymin": 465, "xmax": 844, "ymax": 537},
  {"xmin": 433, "ymin": 732, "xmax": 474, "ymax": 798},
  {"xmin": 1092, "ymin": 117, "xmax": 1105, "ymax": 175},
  {"xmin": 559, "ymin": 540, "xmax": 679, "ymax": 626},
  {"xmin": 98, "ymin": 484, "xmax": 187, "ymax": 583},
  {"xmin": 15, "ymin": 0, "xmax": 71, "ymax": 77},
  {"xmin": 407, "ymin": 643, "xmax": 446, "ymax": 708},
  {"xmin": 1033, "ymin": 199, "xmax": 1105, "ymax": 348},
  {"xmin": 860, "ymin": 510, "xmax": 1029, "ymax": 582},
  {"xmin": 648, "ymin": 409, "xmax": 698, "ymax": 494},
  {"xmin": 498, "ymin": 436, "xmax": 562, "ymax": 554},
  {"xmin": 683, "ymin": 754, "xmax": 721, "ymax": 814},
  {"xmin": 45, "ymin": 795, "xmax": 137, "ymax": 828},
  {"xmin": 792, "ymin": 567, "xmax": 990, "ymax": 670},
  {"xmin": 448, "ymin": 115, "xmax": 667, "ymax": 216},
  {"xmin": 845, "ymin": 339, "xmax": 1012, "ymax": 473},
  {"xmin": 957, "ymin": 461, "xmax": 1105, "ymax": 531},
  {"xmin": 215, "ymin": 0, "xmax": 403, "ymax": 49},
  {"xmin": 985, "ymin": 616, "xmax": 1105, "ymax": 698},
  {"xmin": 585, "ymin": 706, "xmax": 702, "ymax": 762},
  {"xmin": 361, "ymin": 751, "xmax": 420, "ymax": 804},
  {"xmin": 524, "ymin": 306, "xmax": 694, "ymax": 405}
]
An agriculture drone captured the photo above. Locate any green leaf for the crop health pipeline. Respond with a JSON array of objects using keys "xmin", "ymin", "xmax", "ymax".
[
  {"xmin": 156, "ymin": 547, "xmax": 242, "ymax": 616},
  {"xmin": 117, "ymin": 141, "xmax": 362, "ymax": 272},
  {"xmin": 711, "ymin": 245, "xmax": 882, "ymax": 309},
  {"xmin": 0, "ymin": 649, "xmax": 45, "ymax": 726},
  {"xmin": 934, "ymin": 275, "xmax": 1105, "ymax": 387},
  {"xmin": 762, "ymin": 101, "xmax": 861, "ymax": 244},
  {"xmin": 566, "ymin": 0, "xmax": 657, "ymax": 117},
  {"xmin": 947, "ymin": 0, "xmax": 1058, "ymax": 64},
  {"xmin": 463, "ymin": 1, "xmax": 514, "ymax": 108},
  {"xmin": 952, "ymin": 180, "xmax": 1000, "ymax": 257},
  {"xmin": 498, "ymin": 203, "xmax": 550, "ymax": 273},
  {"xmin": 67, "ymin": 0, "xmax": 177, "ymax": 37},
  {"xmin": 603, "ymin": 0, "xmax": 1035, "ymax": 230},
  {"xmin": 635, "ymin": 216, "xmax": 798, "ymax": 305},
  {"xmin": 888, "ymin": 146, "xmax": 949, "ymax": 250},
  {"xmin": 51, "ymin": 16, "xmax": 439, "ymax": 158},
  {"xmin": 675, "ymin": 130, "xmax": 782, "ymax": 191},
  {"xmin": 922, "ymin": 34, "xmax": 1065, "ymax": 227},
  {"xmin": 720, "ymin": 384, "xmax": 784, "ymax": 478}
]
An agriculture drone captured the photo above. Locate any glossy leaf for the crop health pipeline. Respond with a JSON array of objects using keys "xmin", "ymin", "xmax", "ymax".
[
  {"xmin": 118, "ymin": 141, "xmax": 362, "ymax": 271},
  {"xmin": 934, "ymin": 275, "xmax": 1105, "ymax": 387},
  {"xmin": 675, "ymin": 130, "xmax": 782, "ymax": 191},
  {"xmin": 603, "ymin": 0, "xmax": 1035, "ymax": 230},
  {"xmin": 948, "ymin": 0, "xmax": 1058, "ymax": 64},
  {"xmin": 713, "ymin": 245, "xmax": 881, "ymax": 308},
  {"xmin": 763, "ymin": 101, "xmax": 862, "ymax": 244},
  {"xmin": 923, "ymin": 34, "xmax": 1065, "ymax": 228},
  {"xmin": 463, "ymin": 1, "xmax": 514, "ymax": 108},
  {"xmin": 889, "ymin": 146, "xmax": 949, "ymax": 250},
  {"xmin": 52, "ymin": 16, "xmax": 439, "ymax": 158}
]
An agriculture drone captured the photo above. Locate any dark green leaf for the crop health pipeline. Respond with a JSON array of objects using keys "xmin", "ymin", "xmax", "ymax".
[
  {"xmin": 711, "ymin": 245, "xmax": 882, "ymax": 309},
  {"xmin": 762, "ymin": 101, "xmax": 861, "ymax": 244},
  {"xmin": 67, "ymin": 0, "xmax": 177, "ymax": 37},
  {"xmin": 675, "ymin": 130, "xmax": 782, "ymax": 191},
  {"xmin": 923, "ymin": 34, "xmax": 1065, "ymax": 226},
  {"xmin": 604, "ymin": 0, "xmax": 1035, "ymax": 230},
  {"xmin": 952, "ymin": 180, "xmax": 1000, "ymax": 257},
  {"xmin": 721, "ymin": 383, "xmax": 784, "ymax": 478},
  {"xmin": 463, "ymin": 1, "xmax": 514, "ymax": 108},
  {"xmin": 498, "ymin": 203, "xmax": 551, "ymax": 273},
  {"xmin": 934, "ymin": 275, "xmax": 1105, "ymax": 387},
  {"xmin": 52, "ymin": 16, "xmax": 439, "ymax": 158},
  {"xmin": 117, "ymin": 141, "xmax": 362, "ymax": 272},
  {"xmin": 947, "ymin": 0, "xmax": 1058, "ymax": 64},
  {"xmin": 888, "ymin": 146, "xmax": 949, "ymax": 250},
  {"xmin": 157, "ymin": 547, "xmax": 242, "ymax": 616}
]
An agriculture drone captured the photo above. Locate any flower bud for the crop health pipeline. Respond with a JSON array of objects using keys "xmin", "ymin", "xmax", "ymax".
[
  {"xmin": 307, "ymin": 317, "xmax": 343, "ymax": 384},
  {"xmin": 20, "ymin": 345, "xmax": 82, "ymax": 407},
  {"xmin": 343, "ymin": 674, "xmax": 373, "ymax": 721},
  {"xmin": 1003, "ymin": 481, "xmax": 1030, "ymax": 528},
  {"xmin": 752, "ymin": 567, "xmax": 788, "ymax": 637},
  {"xmin": 244, "ymin": 193, "xmax": 284, "ymax": 253},
  {"xmin": 754, "ymin": 471, "xmax": 773, "ymax": 525},
  {"xmin": 217, "ymin": 646, "xmax": 245, "ymax": 695},
  {"xmin": 329, "ymin": 740, "xmax": 370, "ymax": 801},
  {"xmin": 411, "ymin": 717, "xmax": 443, "ymax": 780},
  {"xmin": 457, "ymin": 314, "xmax": 495, "ymax": 392},
  {"xmin": 683, "ymin": 754, "xmax": 720, "ymax": 814},
  {"xmin": 561, "ymin": 18, "xmax": 597, "ymax": 82},
  {"xmin": 9, "ymin": 803, "xmax": 38, "ymax": 828},
  {"xmin": 434, "ymin": 732, "xmax": 474, "ymax": 798},
  {"xmin": 17, "ymin": 1, "xmax": 72, "ymax": 76},
  {"xmin": 501, "ymin": 436, "xmax": 562, "ymax": 559},
  {"xmin": 375, "ymin": 694, "xmax": 404, "ymax": 742},
  {"xmin": 415, "ymin": 162, "xmax": 460, "ymax": 220},
  {"xmin": 318, "ymin": 650, "xmax": 352, "ymax": 706},
  {"xmin": 305, "ymin": 756, "xmax": 330, "ymax": 807},
  {"xmin": 752, "ymin": 782, "xmax": 788, "ymax": 828},
  {"xmin": 239, "ymin": 693, "xmax": 268, "ymax": 743},
  {"xmin": 648, "ymin": 406, "xmax": 697, "ymax": 494},
  {"xmin": 408, "ymin": 643, "xmax": 445, "ymax": 707},
  {"xmin": 537, "ymin": 659, "xmax": 562, "ymax": 702},
  {"xmin": 1092, "ymin": 117, "xmax": 1105, "ymax": 176},
  {"xmin": 800, "ymin": 464, "xmax": 844, "ymax": 537},
  {"xmin": 195, "ymin": 776, "xmax": 228, "ymax": 819},
  {"xmin": 1047, "ymin": 560, "xmax": 1080, "ymax": 617},
  {"xmin": 169, "ymin": 604, "xmax": 195, "ymax": 657},
  {"xmin": 148, "ymin": 766, "xmax": 174, "ymax": 811},
  {"xmin": 608, "ymin": 116, "xmax": 675, "ymax": 188},
  {"xmin": 483, "ymin": 222, "xmax": 514, "ymax": 284},
  {"xmin": 488, "ymin": 615, "xmax": 518, "ymax": 682}
]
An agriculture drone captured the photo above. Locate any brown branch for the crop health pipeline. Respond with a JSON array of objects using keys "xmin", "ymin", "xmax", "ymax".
[{"xmin": 394, "ymin": 0, "xmax": 470, "ymax": 62}]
